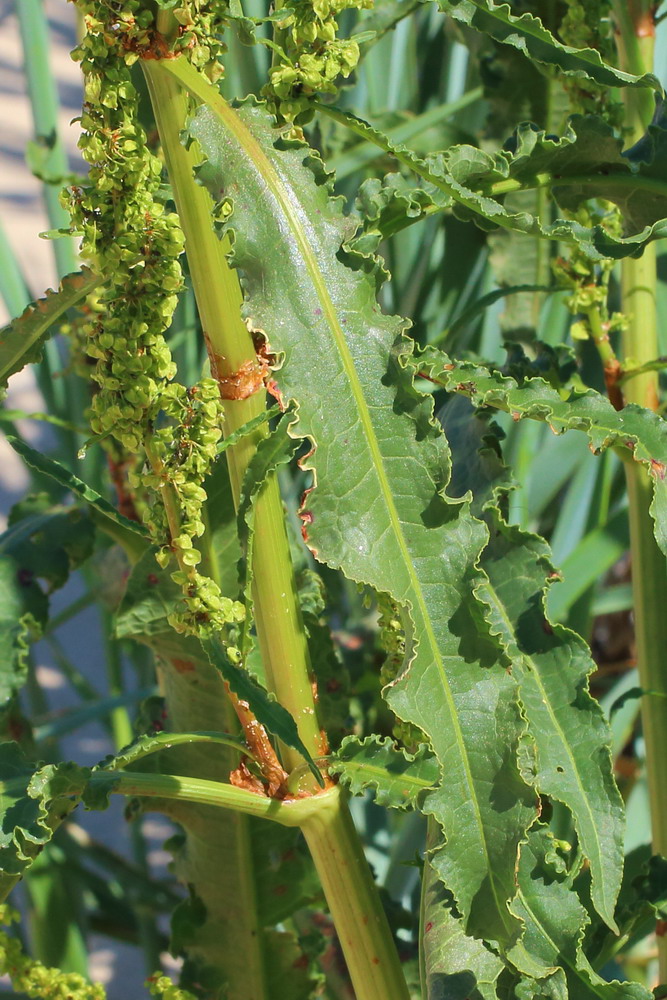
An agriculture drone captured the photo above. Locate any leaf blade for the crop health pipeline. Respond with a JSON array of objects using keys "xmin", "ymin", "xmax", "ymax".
[
  {"xmin": 0, "ymin": 269, "xmax": 98, "ymax": 393},
  {"xmin": 436, "ymin": 0, "xmax": 660, "ymax": 93}
]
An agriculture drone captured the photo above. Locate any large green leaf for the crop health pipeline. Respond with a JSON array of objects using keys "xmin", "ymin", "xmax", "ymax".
[
  {"xmin": 433, "ymin": 1, "xmax": 660, "ymax": 93},
  {"xmin": 0, "ymin": 495, "xmax": 95, "ymax": 706},
  {"xmin": 421, "ymin": 822, "xmax": 504, "ymax": 1000},
  {"xmin": 420, "ymin": 347, "xmax": 667, "ymax": 557},
  {"xmin": 0, "ymin": 269, "xmax": 98, "ymax": 394},
  {"xmin": 172, "ymin": 60, "xmax": 538, "ymax": 948}
]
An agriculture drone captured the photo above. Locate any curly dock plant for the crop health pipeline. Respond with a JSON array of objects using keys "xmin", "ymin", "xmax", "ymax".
[{"xmin": 1, "ymin": 0, "xmax": 667, "ymax": 997}]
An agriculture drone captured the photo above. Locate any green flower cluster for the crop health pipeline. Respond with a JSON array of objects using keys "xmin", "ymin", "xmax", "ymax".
[
  {"xmin": 147, "ymin": 972, "xmax": 198, "ymax": 1000},
  {"xmin": 0, "ymin": 905, "xmax": 105, "ymax": 999},
  {"xmin": 265, "ymin": 0, "xmax": 371, "ymax": 121},
  {"xmin": 0, "ymin": 905, "xmax": 197, "ymax": 1000},
  {"xmin": 553, "ymin": 204, "xmax": 626, "ymax": 344},
  {"xmin": 69, "ymin": 1, "xmax": 244, "ymax": 636}
]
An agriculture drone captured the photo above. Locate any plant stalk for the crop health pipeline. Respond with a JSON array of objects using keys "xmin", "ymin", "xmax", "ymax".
[
  {"xmin": 143, "ymin": 58, "xmax": 323, "ymax": 766},
  {"xmin": 613, "ymin": 3, "xmax": 667, "ymax": 980},
  {"xmin": 299, "ymin": 787, "xmax": 411, "ymax": 1000}
]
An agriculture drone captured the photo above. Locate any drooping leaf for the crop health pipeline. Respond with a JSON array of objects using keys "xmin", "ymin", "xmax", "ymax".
[
  {"xmin": 420, "ymin": 347, "xmax": 667, "ymax": 557},
  {"xmin": 0, "ymin": 742, "xmax": 89, "ymax": 889},
  {"xmin": 440, "ymin": 402, "xmax": 624, "ymax": 928},
  {"xmin": 585, "ymin": 848, "xmax": 667, "ymax": 971},
  {"xmin": 421, "ymin": 842, "xmax": 504, "ymax": 1000},
  {"xmin": 0, "ymin": 495, "xmax": 95, "ymax": 706},
  {"xmin": 317, "ymin": 104, "xmax": 667, "ymax": 259},
  {"xmin": 201, "ymin": 637, "xmax": 322, "ymax": 783},
  {"xmin": 171, "ymin": 60, "xmax": 538, "ymax": 948},
  {"xmin": 5, "ymin": 436, "xmax": 149, "ymax": 541},
  {"xmin": 432, "ymin": 1, "xmax": 660, "ymax": 94},
  {"xmin": 0, "ymin": 269, "xmax": 98, "ymax": 394},
  {"xmin": 329, "ymin": 735, "xmax": 438, "ymax": 809}
]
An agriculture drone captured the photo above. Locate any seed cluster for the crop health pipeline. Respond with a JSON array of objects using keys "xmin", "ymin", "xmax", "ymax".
[
  {"xmin": 0, "ymin": 905, "xmax": 105, "ymax": 999},
  {"xmin": 69, "ymin": 1, "xmax": 243, "ymax": 636},
  {"xmin": 0, "ymin": 904, "xmax": 197, "ymax": 999},
  {"xmin": 265, "ymin": 0, "xmax": 372, "ymax": 121}
]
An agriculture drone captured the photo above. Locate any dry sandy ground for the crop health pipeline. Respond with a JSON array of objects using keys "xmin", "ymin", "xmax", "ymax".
[{"xmin": 0, "ymin": 4, "xmax": 176, "ymax": 994}]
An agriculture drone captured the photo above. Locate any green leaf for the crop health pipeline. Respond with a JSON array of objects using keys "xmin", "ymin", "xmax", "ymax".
[
  {"xmin": 0, "ymin": 269, "xmax": 98, "ymax": 394},
  {"xmin": 172, "ymin": 61, "xmax": 537, "ymax": 947},
  {"xmin": 421, "ymin": 848, "xmax": 504, "ymax": 1000},
  {"xmin": 499, "ymin": 113, "xmax": 667, "ymax": 237},
  {"xmin": 420, "ymin": 348, "xmax": 667, "ymax": 557},
  {"xmin": 97, "ymin": 730, "xmax": 252, "ymax": 771},
  {"xmin": 609, "ymin": 686, "xmax": 667, "ymax": 718},
  {"xmin": 477, "ymin": 506, "xmax": 624, "ymax": 931},
  {"xmin": 0, "ymin": 742, "xmax": 88, "ymax": 885},
  {"xmin": 200, "ymin": 638, "xmax": 322, "ymax": 785},
  {"xmin": 329, "ymin": 735, "xmax": 439, "ymax": 809},
  {"xmin": 251, "ymin": 823, "xmax": 322, "ymax": 926},
  {"xmin": 440, "ymin": 402, "xmax": 624, "ymax": 929},
  {"xmin": 434, "ymin": 1, "xmax": 660, "ymax": 93},
  {"xmin": 4, "ymin": 435, "xmax": 149, "ymax": 541},
  {"xmin": 0, "ymin": 495, "xmax": 95, "ymax": 706},
  {"xmin": 507, "ymin": 828, "xmax": 653, "ymax": 999},
  {"xmin": 328, "ymin": 88, "xmax": 483, "ymax": 180},
  {"xmin": 317, "ymin": 105, "xmax": 667, "ymax": 259},
  {"xmin": 216, "ymin": 404, "xmax": 281, "ymax": 456}
]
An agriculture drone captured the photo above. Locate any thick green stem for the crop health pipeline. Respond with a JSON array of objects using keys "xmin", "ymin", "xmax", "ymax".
[
  {"xmin": 143, "ymin": 60, "xmax": 322, "ymax": 766},
  {"xmin": 144, "ymin": 51, "xmax": 409, "ymax": 1000},
  {"xmin": 611, "ymin": 0, "xmax": 657, "ymax": 134},
  {"xmin": 613, "ymin": 6, "xmax": 667, "ymax": 981},
  {"xmin": 92, "ymin": 770, "xmax": 301, "ymax": 822},
  {"xmin": 621, "ymin": 250, "xmax": 667, "ymax": 979},
  {"xmin": 300, "ymin": 787, "xmax": 411, "ymax": 1000}
]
